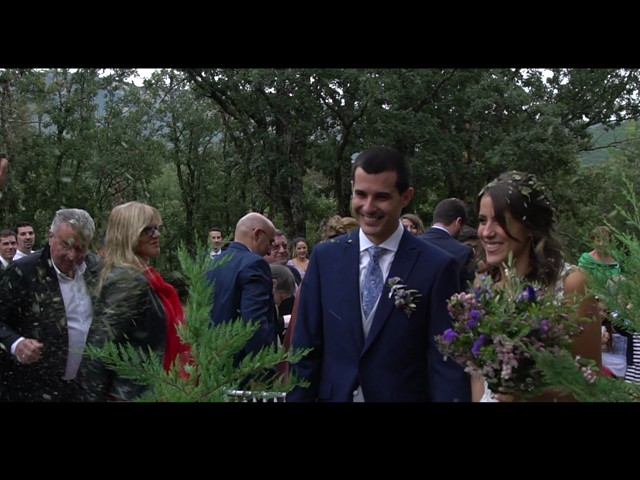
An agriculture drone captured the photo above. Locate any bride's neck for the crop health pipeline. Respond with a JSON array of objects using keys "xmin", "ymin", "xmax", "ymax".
[{"xmin": 496, "ymin": 259, "xmax": 532, "ymax": 286}]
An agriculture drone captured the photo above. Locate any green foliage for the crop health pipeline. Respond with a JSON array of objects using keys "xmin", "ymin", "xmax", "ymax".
[
  {"xmin": 584, "ymin": 174, "xmax": 640, "ymax": 336},
  {"xmin": 5, "ymin": 68, "xmax": 640, "ymax": 279},
  {"xmin": 534, "ymin": 348, "xmax": 640, "ymax": 402},
  {"xmin": 536, "ymin": 174, "xmax": 640, "ymax": 401},
  {"xmin": 84, "ymin": 241, "xmax": 310, "ymax": 402}
]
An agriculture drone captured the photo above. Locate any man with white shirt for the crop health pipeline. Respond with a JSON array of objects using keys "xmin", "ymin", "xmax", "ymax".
[
  {"xmin": 208, "ymin": 226, "xmax": 224, "ymax": 258},
  {"xmin": 13, "ymin": 221, "xmax": 35, "ymax": 260},
  {"xmin": 0, "ymin": 208, "xmax": 100, "ymax": 402},
  {"xmin": 0, "ymin": 230, "xmax": 17, "ymax": 269},
  {"xmin": 287, "ymin": 146, "xmax": 470, "ymax": 402}
]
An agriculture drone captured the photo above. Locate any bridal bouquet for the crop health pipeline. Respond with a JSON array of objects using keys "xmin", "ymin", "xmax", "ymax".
[{"xmin": 435, "ymin": 268, "xmax": 591, "ymax": 398}]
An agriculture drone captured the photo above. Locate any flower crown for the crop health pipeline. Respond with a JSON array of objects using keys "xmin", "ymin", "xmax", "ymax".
[{"xmin": 478, "ymin": 171, "xmax": 552, "ymax": 209}]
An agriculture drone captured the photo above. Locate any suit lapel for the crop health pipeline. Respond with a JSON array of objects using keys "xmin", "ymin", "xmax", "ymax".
[
  {"xmin": 363, "ymin": 232, "xmax": 419, "ymax": 351},
  {"xmin": 340, "ymin": 233, "xmax": 366, "ymax": 348}
]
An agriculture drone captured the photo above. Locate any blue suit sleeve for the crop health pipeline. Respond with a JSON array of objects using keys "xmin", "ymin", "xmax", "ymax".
[
  {"xmin": 287, "ymin": 249, "xmax": 323, "ymax": 402},
  {"xmin": 238, "ymin": 259, "xmax": 277, "ymax": 355},
  {"xmin": 428, "ymin": 255, "xmax": 472, "ymax": 402}
]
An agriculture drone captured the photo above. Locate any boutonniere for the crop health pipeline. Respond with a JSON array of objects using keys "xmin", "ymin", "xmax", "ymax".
[{"xmin": 387, "ymin": 277, "xmax": 422, "ymax": 318}]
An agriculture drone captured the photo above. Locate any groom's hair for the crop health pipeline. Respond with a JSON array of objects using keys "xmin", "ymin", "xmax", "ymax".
[{"xmin": 351, "ymin": 146, "xmax": 413, "ymax": 194}]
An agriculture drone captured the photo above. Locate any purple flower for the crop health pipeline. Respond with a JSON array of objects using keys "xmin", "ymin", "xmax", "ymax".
[
  {"xmin": 468, "ymin": 309, "xmax": 482, "ymax": 329},
  {"xmin": 518, "ymin": 285, "xmax": 537, "ymax": 302},
  {"xmin": 442, "ymin": 328, "xmax": 459, "ymax": 343},
  {"xmin": 471, "ymin": 334, "xmax": 487, "ymax": 358},
  {"xmin": 539, "ymin": 319, "xmax": 550, "ymax": 332}
]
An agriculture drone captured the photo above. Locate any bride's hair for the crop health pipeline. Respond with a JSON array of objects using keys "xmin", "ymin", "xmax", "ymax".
[{"xmin": 477, "ymin": 171, "xmax": 564, "ymax": 288}]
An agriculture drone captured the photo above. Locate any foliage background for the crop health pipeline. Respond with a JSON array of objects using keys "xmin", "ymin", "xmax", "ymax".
[{"xmin": 1, "ymin": 68, "xmax": 639, "ymax": 281}]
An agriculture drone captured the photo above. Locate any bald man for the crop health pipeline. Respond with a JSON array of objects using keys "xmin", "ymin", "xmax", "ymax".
[{"xmin": 205, "ymin": 212, "xmax": 279, "ymax": 367}]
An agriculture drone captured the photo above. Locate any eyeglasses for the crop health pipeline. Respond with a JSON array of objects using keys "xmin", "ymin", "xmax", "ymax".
[
  {"xmin": 142, "ymin": 224, "xmax": 163, "ymax": 236},
  {"xmin": 271, "ymin": 241, "xmax": 288, "ymax": 251}
]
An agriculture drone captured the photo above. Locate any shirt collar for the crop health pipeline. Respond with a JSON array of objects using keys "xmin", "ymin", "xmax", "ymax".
[
  {"xmin": 53, "ymin": 259, "xmax": 86, "ymax": 282},
  {"xmin": 359, "ymin": 220, "xmax": 404, "ymax": 254},
  {"xmin": 431, "ymin": 225, "xmax": 452, "ymax": 236}
]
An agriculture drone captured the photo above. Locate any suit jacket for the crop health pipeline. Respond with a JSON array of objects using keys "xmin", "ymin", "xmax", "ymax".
[
  {"xmin": 206, "ymin": 241, "xmax": 278, "ymax": 365},
  {"xmin": 0, "ymin": 245, "xmax": 101, "ymax": 402},
  {"xmin": 418, "ymin": 227, "xmax": 475, "ymax": 291},
  {"xmin": 287, "ymin": 229, "xmax": 471, "ymax": 402},
  {"xmin": 83, "ymin": 265, "xmax": 167, "ymax": 401}
]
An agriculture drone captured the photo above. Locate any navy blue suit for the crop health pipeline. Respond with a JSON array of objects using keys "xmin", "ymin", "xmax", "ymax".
[
  {"xmin": 206, "ymin": 241, "xmax": 278, "ymax": 365},
  {"xmin": 418, "ymin": 227, "xmax": 475, "ymax": 291},
  {"xmin": 287, "ymin": 229, "xmax": 471, "ymax": 402}
]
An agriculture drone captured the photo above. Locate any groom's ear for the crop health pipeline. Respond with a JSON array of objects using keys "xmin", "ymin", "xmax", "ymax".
[{"xmin": 400, "ymin": 187, "xmax": 414, "ymax": 208}]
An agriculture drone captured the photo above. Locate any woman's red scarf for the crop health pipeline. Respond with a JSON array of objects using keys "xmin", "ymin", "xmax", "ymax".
[{"xmin": 144, "ymin": 266, "xmax": 192, "ymax": 379}]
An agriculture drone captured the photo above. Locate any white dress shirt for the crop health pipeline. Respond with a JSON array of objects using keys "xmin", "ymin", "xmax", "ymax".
[
  {"xmin": 354, "ymin": 221, "xmax": 405, "ymax": 402},
  {"xmin": 358, "ymin": 220, "xmax": 404, "ymax": 332},
  {"xmin": 13, "ymin": 250, "xmax": 32, "ymax": 261},
  {"xmin": 53, "ymin": 261, "xmax": 94, "ymax": 380}
]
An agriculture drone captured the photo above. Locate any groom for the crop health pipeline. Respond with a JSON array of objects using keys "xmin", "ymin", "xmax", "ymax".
[{"xmin": 287, "ymin": 147, "xmax": 471, "ymax": 402}]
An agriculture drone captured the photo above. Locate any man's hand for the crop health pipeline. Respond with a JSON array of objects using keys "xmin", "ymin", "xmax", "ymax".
[{"xmin": 15, "ymin": 338, "xmax": 44, "ymax": 364}]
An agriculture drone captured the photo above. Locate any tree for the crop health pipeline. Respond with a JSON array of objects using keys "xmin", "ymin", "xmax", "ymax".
[{"xmin": 84, "ymin": 244, "xmax": 309, "ymax": 402}]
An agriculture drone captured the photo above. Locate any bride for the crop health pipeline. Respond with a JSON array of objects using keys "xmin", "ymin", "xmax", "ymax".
[{"xmin": 472, "ymin": 171, "xmax": 602, "ymax": 402}]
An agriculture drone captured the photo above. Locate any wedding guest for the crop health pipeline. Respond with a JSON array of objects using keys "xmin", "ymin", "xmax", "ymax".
[
  {"xmin": 0, "ymin": 229, "xmax": 17, "ymax": 269},
  {"xmin": 401, "ymin": 213, "xmax": 425, "ymax": 235},
  {"xmin": 578, "ymin": 227, "xmax": 634, "ymax": 383},
  {"xmin": 287, "ymin": 237, "xmax": 309, "ymax": 279},
  {"xmin": 208, "ymin": 226, "xmax": 224, "ymax": 258},
  {"xmin": 0, "ymin": 208, "xmax": 100, "ymax": 402},
  {"xmin": 578, "ymin": 225, "xmax": 622, "ymax": 282},
  {"xmin": 13, "ymin": 221, "xmax": 35, "ymax": 260},
  {"xmin": 418, "ymin": 198, "xmax": 475, "ymax": 290},
  {"xmin": 270, "ymin": 263, "xmax": 296, "ymax": 346},
  {"xmin": 320, "ymin": 215, "xmax": 359, "ymax": 241},
  {"xmin": 473, "ymin": 171, "xmax": 602, "ymax": 402},
  {"xmin": 85, "ymin": 201, "xmax": 190, "ymax": 401},
  {"xmin": 287, "ymin": 146, "xmax": 470, "ymax": 402},
  {"xmin": 206, "ymin": 212, "xmax": 279, "ymax": 368},
  {"xmin": 264, "ymin": 229, "xmax": 301, "ymax": 316}
]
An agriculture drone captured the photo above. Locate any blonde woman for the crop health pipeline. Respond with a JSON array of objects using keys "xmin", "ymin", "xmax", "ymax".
[{"xmin": 87, "ymin": 201, "xmax": 190, "ymax": 401}]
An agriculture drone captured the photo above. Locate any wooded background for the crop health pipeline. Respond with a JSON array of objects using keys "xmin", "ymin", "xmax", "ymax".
[{"xmin": 1, "ymin": 68, "xmax": 638, "ymax": 278}]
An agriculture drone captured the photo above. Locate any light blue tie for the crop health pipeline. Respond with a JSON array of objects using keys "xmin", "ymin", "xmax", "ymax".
[{"xmin": 362, "ymin": 246, "xmax": 384, "ymax": 319}]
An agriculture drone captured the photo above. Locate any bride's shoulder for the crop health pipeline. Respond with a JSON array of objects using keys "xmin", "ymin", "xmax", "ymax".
[{"xmin": 562, "ymin": 264, "xmax": 588, "ymax": 296}]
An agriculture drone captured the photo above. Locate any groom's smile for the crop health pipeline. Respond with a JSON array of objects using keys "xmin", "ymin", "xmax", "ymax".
[{"xmin": 352, "ymin": 166, "xmax": 413, "ymax": 245}]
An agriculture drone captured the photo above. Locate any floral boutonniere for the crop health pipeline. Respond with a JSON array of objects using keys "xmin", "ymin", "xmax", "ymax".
[{"xmin": 387, "ymin": 277, "xmax": 422, "ymax": 318}]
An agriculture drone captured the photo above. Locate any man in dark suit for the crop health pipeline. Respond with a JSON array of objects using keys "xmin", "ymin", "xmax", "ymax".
[
  {"xmin": 418, "ymin": 198, "xmax": 476, "ymax": 291},
  {"xmin": 207, "ymin": 225, "xmax": 224, "ymax": 258},
  {"xmin": 0, "ymin": 229, "xmax": 17, "ymax": 269},
  {"xmin": 206, "ymin": 212, "xmax": 279, "ymax": 367},
  {"xmin": 0, "ymin": 208, "xmax": 100, "ymax": 401},
  {"xmin": 287, "ymin": 147, "xmax": 471, "ymax": 402}
]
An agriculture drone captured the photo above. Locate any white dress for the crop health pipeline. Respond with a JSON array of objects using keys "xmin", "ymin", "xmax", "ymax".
[{"xmin": 479, "ymin": 380, "xmax": 499, "ymax": 402}]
